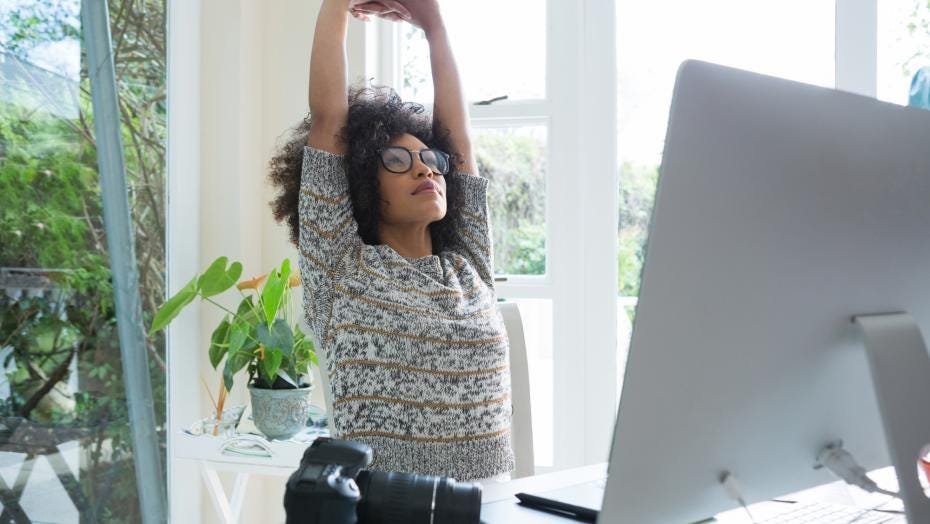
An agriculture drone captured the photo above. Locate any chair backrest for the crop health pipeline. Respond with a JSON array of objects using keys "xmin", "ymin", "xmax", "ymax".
[
  {"xmin": 310, "ymin": 330, "xmax": 336, "ymax": 436},
  {"xmin": 497, "ymin": 301, "xmax": 536, "ymax": 478},
  {"xmin": 311, "ymin": 301, "xmax": 535, "ymax": 478}
]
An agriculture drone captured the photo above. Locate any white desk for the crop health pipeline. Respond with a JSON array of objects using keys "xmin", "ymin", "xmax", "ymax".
[
  {"xmin": 174, "ymin": 433, "xmax": 318, "ymax": 524},
  {"xmin": 481, "ymin": 464, "xmax": 607, "ymax": 523},
  {"xmin": 481, "ymin": 464, "xmax": 904, "ymax": 524}
]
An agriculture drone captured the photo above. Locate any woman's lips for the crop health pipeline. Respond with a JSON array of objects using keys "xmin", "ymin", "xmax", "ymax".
[{"xmin": 413, "ymin": 181, "xmax": 440, "ymax": 195}]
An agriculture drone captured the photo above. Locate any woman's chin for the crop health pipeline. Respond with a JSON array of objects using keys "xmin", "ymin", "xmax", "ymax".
[{"xmin": 418, "ymin": 203, "xmax": 447, "ymax": 221}]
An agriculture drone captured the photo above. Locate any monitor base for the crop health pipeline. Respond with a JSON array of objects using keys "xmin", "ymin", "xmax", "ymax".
[{"xmin": 856, "ymin": 312, "xmax": 930, "ymax": 522}]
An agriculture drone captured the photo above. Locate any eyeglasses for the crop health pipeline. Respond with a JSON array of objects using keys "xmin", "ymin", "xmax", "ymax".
[{"xmin": 378, "ymin": 146, "xmax": 451, "ymax": 176}]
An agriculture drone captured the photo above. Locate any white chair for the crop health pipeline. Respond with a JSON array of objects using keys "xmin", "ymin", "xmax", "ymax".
[
  {"xmin": 497, "ymin": 301, "xmax": 536, "ymax": 478},
  {"xmin": 311, "ymin": 301, "xmax": 535, "ymax": 478}
]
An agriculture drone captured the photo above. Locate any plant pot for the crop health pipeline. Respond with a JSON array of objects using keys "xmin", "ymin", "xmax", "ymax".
[{"xmin": 247, "ymin": 384, "xmax": 313, "ymax": 440}]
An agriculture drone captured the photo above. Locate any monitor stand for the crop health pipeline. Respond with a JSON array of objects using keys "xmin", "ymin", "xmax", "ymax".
[{"xmin": 855, "ymin": 312, "xmax": 930, "ymax": 522}]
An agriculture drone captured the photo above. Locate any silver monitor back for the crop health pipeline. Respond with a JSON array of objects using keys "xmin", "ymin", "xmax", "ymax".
[{"xmin": 600, "ymin": 60, "xmax": 930, "ymax": 523}]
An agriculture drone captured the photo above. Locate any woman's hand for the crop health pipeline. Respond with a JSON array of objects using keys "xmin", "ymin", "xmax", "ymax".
[
  {"xmin": 348, "ymin": 1, "xmax": 411, "ymax": 22},
  {"xmin": 351, "ymin": 0, "xmax": 444, "ymax": 36}
]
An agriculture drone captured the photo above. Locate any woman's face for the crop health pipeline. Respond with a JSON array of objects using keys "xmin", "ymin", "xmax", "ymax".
[{"xmin": 376, "ymin": 133, "xmax": 448, "ymax": 226}]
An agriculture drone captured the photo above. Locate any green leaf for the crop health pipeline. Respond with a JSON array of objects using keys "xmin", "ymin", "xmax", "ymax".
[
  {"xmin": 223, "ymin": 362, "xmax": 234, "ymax": 392},
  {"xmin": 260, "ymin": 260, "xmax": 291, "ymax": 325},
  {"xmin": 236, "ymin": 295, "xmax": 254, "ymax": 316},
  {"xmin": 256, "ymin": 319, "xmax": 294, "ymax": 358},
  {"xmin": 198, "ymin": 257, "xmax": 242, "ymax": 298},
  {"xmin": 148, "ymin": 276, "xmax": 197, "ymax": 334},
  {"xmin": 236, "ymin": 295, "xmax": 260, "ymax": 326},
  {"xmin": 208, "ymin": 316, "xmax": 231, "ymax": 369},
  {"xmin": 262, "ymin": 348, "xmax": 283, "ymax": 383},
  {"xmin": 222, "ymin": 342, "xmax": 253, "ymax": 392},
  {"xmin": 228, "ymin": 321, "xmax": 250, "ymax": 355}
]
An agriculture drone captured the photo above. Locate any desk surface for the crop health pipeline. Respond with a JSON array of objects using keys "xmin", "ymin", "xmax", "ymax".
[
  {"xmin": 480, "ymin": 464, "xmax": 607, "ymax": 523},
  {"xmin": 486, "ymin": 464, "xmax": 905, "ymax": 524}
]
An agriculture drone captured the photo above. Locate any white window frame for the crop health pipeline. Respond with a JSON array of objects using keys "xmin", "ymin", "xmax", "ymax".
[
  {"xmin": 167, "ymin": 0, "xmax": 204, "ymax": 519},
  {"xmin": 368, "ymin": 0, "xmax": 619, "ymax": 470},
  {"xmin": 835, "ymin": 0, "xmax": 877, "ymax": 97}
]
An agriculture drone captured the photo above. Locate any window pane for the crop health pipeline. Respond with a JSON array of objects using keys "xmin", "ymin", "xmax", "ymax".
[
  {"xmin": 615, "ymin": 1, "xmax": 834, "ymax": 387},
  {"xmin": 400, "ymin": 1, "xmax": 546, "ymax": 104},
  {"xmin": 501, "ymin": 299, "xmax": 553, "ymax": 468},
  {"xmin": 474, "ymin": 126, "xmax": 547, "ymax": 276},
  {"xmin": 877, "ymin": 0, "xmax": 930, "ymax": 105},
  {"xmin": 0, "ymin": 1, "xmax": 166, "ymax": 521}
]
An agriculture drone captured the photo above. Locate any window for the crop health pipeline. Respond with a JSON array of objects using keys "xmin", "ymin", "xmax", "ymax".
[
  {"xmin": 615, "ymin": 0, "xmax": 835, "ymax": 397},
  {"xmin": 474, "ymin": 125, "xmax": 547, "ymax": 276},
  {"xmin": 398, "ymin": 9, "xmax": 549, "ymax": 278},
  {"xmin": 0, "ymin": 1, "xmax": 166, "ymax": 520},
  {"xmin": 397, "ymin": 2, "xmax": 546, "ymax": 105}
]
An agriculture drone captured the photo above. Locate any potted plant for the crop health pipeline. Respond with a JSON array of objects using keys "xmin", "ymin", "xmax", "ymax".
[{"xmin": 149, "ymin": 257, "xmax": 317, "ymax": 439}]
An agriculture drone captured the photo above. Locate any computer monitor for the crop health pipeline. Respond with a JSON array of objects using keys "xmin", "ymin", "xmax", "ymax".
[{"xmin": 600, "ymin": 61, "xmax": 930, "ymax": 523}]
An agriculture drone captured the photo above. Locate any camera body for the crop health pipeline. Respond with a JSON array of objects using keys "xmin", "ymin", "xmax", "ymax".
[
  {"xmin": 284, "ymin": 438, "xmax": 371, "ymax": 524},
  {"xmin": 284, "ymin": 437, "xmax": 483, "ymax": 524}
]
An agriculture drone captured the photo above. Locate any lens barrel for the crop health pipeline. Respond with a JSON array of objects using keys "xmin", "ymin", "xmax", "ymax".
[{"xmin": 355, "ymin": 470, "xmax": 481, "ymax": 524}]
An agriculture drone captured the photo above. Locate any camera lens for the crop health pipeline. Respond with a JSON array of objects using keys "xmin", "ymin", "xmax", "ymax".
[
  {"xmin": 433, "ymin": 477, "xmax": 482, "ymax": 524},
  {"xmin": 355, "ymin": 470, "xmax": 482, "ymax": 524}
]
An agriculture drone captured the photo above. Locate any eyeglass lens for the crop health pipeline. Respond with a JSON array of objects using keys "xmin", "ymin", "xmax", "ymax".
[{"xmin": 381, "ymin": 147, "xmax": 448, "ymax": 175}]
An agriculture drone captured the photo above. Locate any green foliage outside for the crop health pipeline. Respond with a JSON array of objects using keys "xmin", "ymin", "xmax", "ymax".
[
  {"xmin": 0, "ymin": 0, "xmax": 166, "ymax": 521},
  {"xmin": 617, "ymin": 162, "xmax": 658, "ymax": 300},
  {"xmin": 475, "ymin": 129, "xmax": 547, "ymax": 276}
]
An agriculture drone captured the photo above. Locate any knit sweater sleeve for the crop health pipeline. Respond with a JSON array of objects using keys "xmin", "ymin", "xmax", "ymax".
[
  {"xmin": 297, "ymin": 147, "xmax": 363, "ymax": 321},
  {"xmin": 446, "ymin": 172, "xmax": 495, "ymax": 289}
]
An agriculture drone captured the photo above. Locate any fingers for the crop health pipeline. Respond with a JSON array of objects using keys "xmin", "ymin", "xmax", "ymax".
[
  {"xmin": 374, "ymin": 0, "xmax": 412, "ymax": 20},
  {"xmin": 351, "ymin": 1, "xmax": 411, "ymax": 20},
  {"xmin": 352, "ymin": 2, "xmax": 392, "ymax": 15},
  {"xmin": 350, "ymin": 9, "xmax": 371, "ymax": 22}
]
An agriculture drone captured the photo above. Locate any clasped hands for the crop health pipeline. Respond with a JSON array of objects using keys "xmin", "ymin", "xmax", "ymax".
[{"xmin": 348, "ymin": 0, "xmax": 442, "ymax": 32}]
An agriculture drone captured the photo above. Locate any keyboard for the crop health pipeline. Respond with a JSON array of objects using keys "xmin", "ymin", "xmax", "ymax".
[{"xmin": 756, "ymin": 501, "xmax": 906, "ymax": 523}]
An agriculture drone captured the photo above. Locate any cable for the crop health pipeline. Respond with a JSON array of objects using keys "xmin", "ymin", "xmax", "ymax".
[
  {"xmin": 815, "ymin": 441, "xmax": 900, "ymax": 498},
  {"xmin": 719, "ymin": 471, "xmax": 758, "ymax": 524}
]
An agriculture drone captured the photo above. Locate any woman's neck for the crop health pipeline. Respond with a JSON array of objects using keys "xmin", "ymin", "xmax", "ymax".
[{"xmin": 378, "ymin": 223, "xmax": 433, "ymax": 258}]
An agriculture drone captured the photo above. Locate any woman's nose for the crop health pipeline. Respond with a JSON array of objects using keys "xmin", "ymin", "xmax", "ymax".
[{"xmin": 412, "ymin": 156, "xmax": 433, "ymax": 178}]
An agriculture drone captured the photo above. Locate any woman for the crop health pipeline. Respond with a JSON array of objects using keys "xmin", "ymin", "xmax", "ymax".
[{"xmin": 268, "ymin": 0, "xmax": 513, "ymax": 482}]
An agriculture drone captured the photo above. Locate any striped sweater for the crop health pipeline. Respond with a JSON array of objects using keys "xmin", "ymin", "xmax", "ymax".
[{"xmin": 297, "ymin": 146, "xmax": 515, "ymax": 481}]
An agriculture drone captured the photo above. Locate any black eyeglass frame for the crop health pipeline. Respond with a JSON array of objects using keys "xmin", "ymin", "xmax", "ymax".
[{"xmin": 377, "ymin": 146, "xmax": 451, "ymax": 176}]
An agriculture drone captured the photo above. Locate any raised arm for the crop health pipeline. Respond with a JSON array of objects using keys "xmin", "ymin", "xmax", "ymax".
[
  {"xmin": 422, "ymin": 6, "xmax": 479, "ymax": 175},
  {"xmin": 307, "ymin": 0, "xmax": 352, "ymax": 154}
]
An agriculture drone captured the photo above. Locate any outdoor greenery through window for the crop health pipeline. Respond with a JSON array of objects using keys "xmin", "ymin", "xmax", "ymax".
[
  {"xmin": 474, "ymin": 126, "xmax": 546, "ymax": 276},
  {"xmin": 0, "ymin": 0, "xmax": 166, "ymax": 521}
]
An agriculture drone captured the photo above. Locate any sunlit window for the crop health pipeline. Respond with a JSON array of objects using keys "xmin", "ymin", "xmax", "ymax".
[{"xmin": 615, "ymin": 0, "xmax": 835, "ymax": 396}]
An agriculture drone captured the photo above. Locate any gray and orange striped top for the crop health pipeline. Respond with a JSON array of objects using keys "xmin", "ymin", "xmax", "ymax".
[{"xmin": 297, "ymin": 146, "xmax": 514, "ymax": 481}]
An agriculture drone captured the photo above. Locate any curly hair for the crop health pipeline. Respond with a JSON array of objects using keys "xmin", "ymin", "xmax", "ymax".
[{"xmin": 268, "ymin": 85, "xmax": 464, "ymax": 256}]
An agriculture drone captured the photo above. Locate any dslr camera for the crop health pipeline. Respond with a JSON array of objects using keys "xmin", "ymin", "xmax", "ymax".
[{"xmin": 284, "ymin": 437, "xmax": 483, "ymax": 524}]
